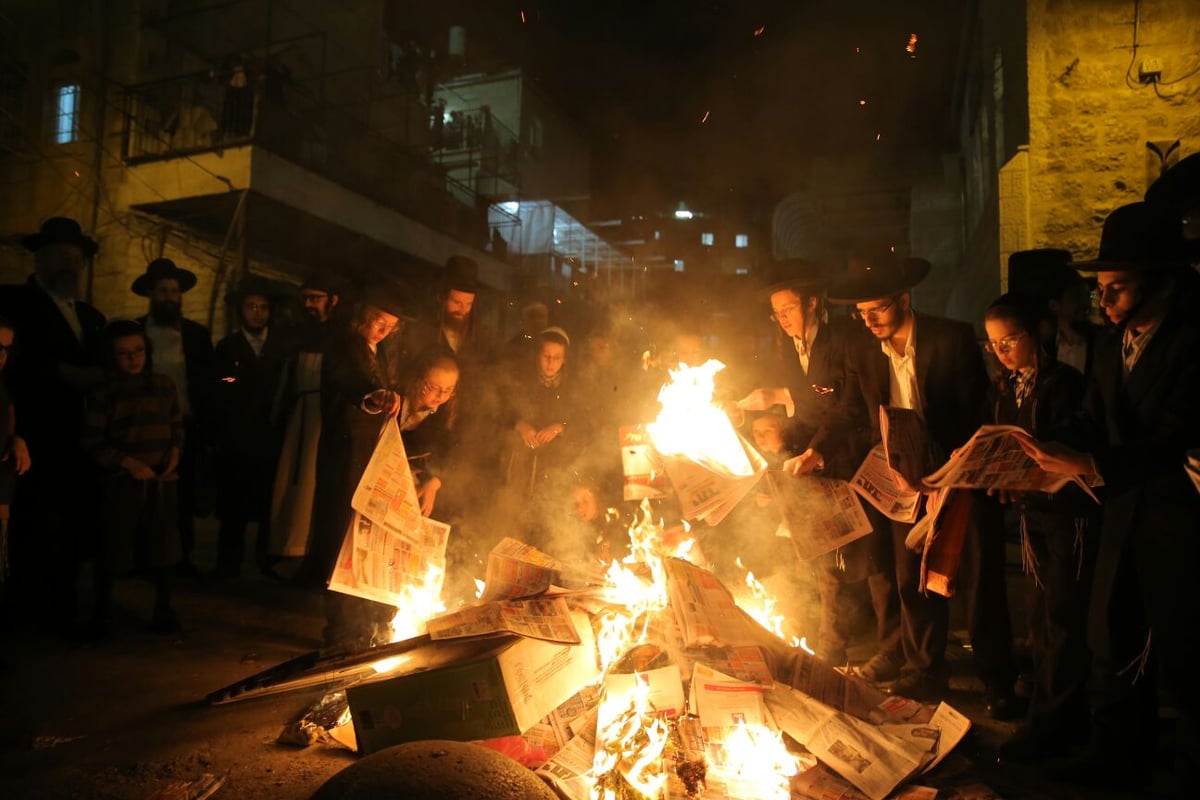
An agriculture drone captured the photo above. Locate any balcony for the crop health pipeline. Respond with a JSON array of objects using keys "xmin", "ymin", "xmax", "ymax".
[{"xmin": 118, "ymin": 67, "xmax": 509, "ymax": 288}]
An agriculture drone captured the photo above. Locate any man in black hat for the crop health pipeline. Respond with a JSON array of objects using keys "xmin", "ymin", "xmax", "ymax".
[
  {"xmin": 299, "ymin": 282, "xmax": 410, "ymax": 591},
  {"xmin": 212, "ymin": 276, "xmax": 285, "ymax": 578},
  {"xmin": 133, "ymin": 258, "xmax": 217, "ymax": 576},
  {"xmin": 825, "ymin": 247, "xmax": 1015, "ymax": 710},
  {"xmin": 0, "ymin": 217, "xmax": 106, "ymax": 628},
  {"xmin": 402, "ymin": 255, "xmax": 487, "ymax": 366},
  {"xmin": 267, "ymin": 273, "xmax": 342, "ymax": 562},
  {"xmin": 738, "ymin": 258, "xmax": 900, "ymax": 673},
  {"xmin": 1018, "ymin": 202, "xmax": 1200, "ymax": 790}
]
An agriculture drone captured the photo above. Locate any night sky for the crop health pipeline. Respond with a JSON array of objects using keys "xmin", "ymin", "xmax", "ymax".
[{"xmin": 486, "ymin": 0, "xmax": 965, "ymax": 218}]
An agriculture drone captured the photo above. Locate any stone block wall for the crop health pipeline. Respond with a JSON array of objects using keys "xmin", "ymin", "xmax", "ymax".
[{"xmin": 1026, "ymin": 0, "xmax": 1200, "ymax": 257}]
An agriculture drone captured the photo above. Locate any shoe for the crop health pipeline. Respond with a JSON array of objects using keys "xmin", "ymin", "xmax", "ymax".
[
  {"xmin": 857, "ymin": 650, "xmax": 904, "ymax": 683},
  {"xmin": 888, "ymin": 669, "xmax": 949, "ymax": 702},
  {"xmin": 986, "ymin": 685, "xmax": 1023, "ymax": 721},
  {"xmin": 150, "ymin": 608, "xmax": 181, "ymax": 635}
]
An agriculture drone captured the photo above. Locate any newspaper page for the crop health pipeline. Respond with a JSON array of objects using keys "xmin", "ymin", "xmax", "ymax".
[
  {"xmin": 766, "ymin": 472, "xmax": 874, "ymax": 560},
  {"xmin": 851, "ymin": 445, "xmax": 922, "ymax": 523},
  {"xmin": 689, "ymin": 663, "xmax": 771, "ymax": 769},
  {"xmin": 772, "ymin": 649, "xmax": 892, "ymax": 722},
  {"xmin": 880, "ymin": 702, "xmax": 971, "ymax": 775},
  {"xmin": 664, "ymin": 557, "xmax": 764, "ymax": 648},
  {"xmin": 766, "ymin": 685, "xmax": 929, "ymax": 800},
  {"xmin": 879, "ymin": 406, "xmax": 931, "ymax": 488},
  {"xmin": 479, "ymin": 537, "xmax": 564, "ymax": 601},
  {"xmin": 619, "ymin": 424, "xmax": 670, "ymax": 501},
  {"xmin": 426, "ymin": 595, "xmax": 582, "ymax": 644},
  {"xmin": 327, "ymin": 512, "xmax": 449, "ymax": 606},
  {"xmin": 605, "ymin": 664, "xmax": 686, "ymax": 718},
  {"xmin": 350, "ymin": 418, "xmax": 423, "ymax": 536},
  {"xmin": 536, "ymin": 707, "xmax": 598, "ymax": 800},
  {"xmin": 923, "ymin": 424, "xmax": 1099, "ymax": 501},
  {"xmin": 659, "ymin": 432, "xmax": 767, "ymax": 525}
]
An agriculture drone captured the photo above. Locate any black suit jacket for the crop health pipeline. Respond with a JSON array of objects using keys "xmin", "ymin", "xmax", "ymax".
[
  {"xmin": 137, "ymin": 315, "xmax": 217, "ymax": 429},
  {"xmin": 0, "ymin": 276, "xmax": 106, "ymax": 455},
  {"xmin": 214, "ymin": 328, "xmax": 286, "ymax": 454},
  {"xmin": 777, "ymin": 316, "xmax": 866, "ymax": 479},
  {"xmin": 1080, "ymin": 303, "xmax": 1200, "ymax": 651},
  {"xmin": 828, "ymin": 312, "xmax": 988, "ymax": 463}
]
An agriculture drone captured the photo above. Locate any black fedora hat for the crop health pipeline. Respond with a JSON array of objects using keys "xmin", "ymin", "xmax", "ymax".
[
  {"xmin": 21, "ymin": 217, "xmax": 98, "ymax": 257},
  {"xmin": 1145, "ymin": 154, "xmax": 1200, "ymax": 257},
  {"xmin": 362, "ymin": 280, "xmax": 415, "ymax": 321},
  {"xmin": 442, "ymin": 255, "xmax": 480, "ymax": 294},
  {"xmin": 131, "ymin": 258, "xmax": 198, "ymax": 297},
  {"xmin": 828, "ymin": 247, "xmax": 932, "ymax": 304},
  {"xmin": 762, "ymin": 257, "xmax": 827, "ymax": 298},
  {"xmin": 1074, "ymin": 201, "xmax": 1189, "ymax": 272},
  {"xmin": 225, "ymin": 274, "xmax": 279, "ymax": 305}
]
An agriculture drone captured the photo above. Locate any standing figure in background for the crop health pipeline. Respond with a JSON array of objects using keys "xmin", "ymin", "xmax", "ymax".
[
  {"xmin": 132, "ymin": 258, "xmax": 216, "ymax": 577},
  {"xmin": 269, "ymin": 273, "xmax": 342, "ymax": 563},
  {"xmin": 0, "ymin": 217, "xmax": 106, "ymax": 631},
  {"xmin": 212, "ymin": 277, "xmax": 284, "ymax": 578},
  {"xmin": 80, "ymin": 320, "xmax": 183, "ymax": 638}
]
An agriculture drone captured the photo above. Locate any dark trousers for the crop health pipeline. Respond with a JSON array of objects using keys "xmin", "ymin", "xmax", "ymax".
[
  {"xmin": 176, "ymin": 418, "xmax": 200, "ymax": 564},
  {"xmin": 957, "ymin": 498, "xmax": 1016, "ymax": 689},
  {"xmin": 1022, "ymin": 510, "xmax": 1095, "ymax": 732},
  {"xmin": 885, "ymin": 517, "xmax": 949, "ymax": 675},
  {"xmin": 816, "ymin": 527, "xmax": 901, "ymax": 662}
]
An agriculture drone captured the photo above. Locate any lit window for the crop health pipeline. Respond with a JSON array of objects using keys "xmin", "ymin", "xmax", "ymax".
[
  {"xmin": 673, "ymin": 259, "xmax": 685, "ymax": 272},
  {"xmin": 653, "ymin": 230, "xmax": 661, "ymax": 240},
  {"xmin": 734, "ymin": 234, "xmax": 749, "ymax": 248},
  {"xmin": 53, "ymin": 83, "xmax": 80, "ymax": 144},
  {"xmin": 735, "ymin": 267, "xmax": 749, "ymax": 275},
  {"xmin": 700, "ymin": 232, "xmax": 714, "ymax": 246}
]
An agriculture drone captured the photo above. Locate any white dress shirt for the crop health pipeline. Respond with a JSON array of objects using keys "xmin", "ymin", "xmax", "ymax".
[
  {"xmin": 881, "ymin": 316, "xmax": 921, "ymax": 414},
  {"xmin": 145, "ymin": 319, "xmax": 191, "ymax": 416}
]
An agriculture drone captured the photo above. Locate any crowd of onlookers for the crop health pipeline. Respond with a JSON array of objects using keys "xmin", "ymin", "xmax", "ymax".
[{"xmin": 0, "ymin": 153, "xmax": 1196, "ymax": 794}]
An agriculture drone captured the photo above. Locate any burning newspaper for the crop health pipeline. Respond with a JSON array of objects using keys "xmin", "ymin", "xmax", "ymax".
[
  {"xmin": 620, "ymin": 424, "xmax": 670, "ymax": 501},
  {"xmin": 328, "ymin": 511, "xmax": 449, "ymax": 609},
  {"xmin": 479, "ymin": 537, "xmax": 564, "ymax": 601},
  {"xmin": 766, "ymin": 471, "xmax": 874, "ymax": 560},
  {"xmin": 426, "ymin": 595, "xmax": 582, "ymax": 644}
]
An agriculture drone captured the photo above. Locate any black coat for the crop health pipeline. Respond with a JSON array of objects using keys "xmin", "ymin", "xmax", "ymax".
[
  {"xmin": 136, "ymin": 315, "xmax": 217, "ymax": 429},
  {"xmin": 0, "ymin": 276, "xmax": 106, "ymax": 458},
  {"xmin": 776, "ymin": 315, "xmax": 866, "ymax": 479},
  {"xmin": 826, "ymin": 312, "xmax": 988, "ymax": 462},
  {"xmin": 1079, "ymin": 303, "xmax": 1200, "ymax": 652}
]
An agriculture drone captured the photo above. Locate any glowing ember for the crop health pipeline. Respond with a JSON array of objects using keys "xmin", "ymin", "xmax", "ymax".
[
  {"xmin": 711, "ymin": 722, "xmax": 801, "ymax": 799},
  {"xmin": 700, "ymin": 110, "xmax": 710, "ymax": 123},
  {"xmin": 647, "ymin": 360, "xmax": 753, "ymax": 476},
  {"xmin": 753, "ymin": 25, "xmax": 766, "ymax": 37},
  {"xmin": 906, "ymin": 33, "xmax": 919, "ymax": 55},
  {"xmin": 386, "ymin": 561, "xmax": 447, "ymax": 643}
]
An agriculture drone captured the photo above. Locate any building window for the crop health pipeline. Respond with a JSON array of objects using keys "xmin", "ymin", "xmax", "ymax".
[
  {"xmin": 700, "ymin": 232, "xmax": 714, "ymax": 246},
  {"xmin": 734, "ymin": 233, "xmax": 749, "ymax": 248},
  {"xmin": 653, "ymin": 230, "xmax": 661, "ymax": 240},
  {"xmin": 735, "ymin": 267, "xmax": 749, "ymax": 275},
  {"xmin": 673, "ymin": 258, "xmax": 685, "ymax": 272},
  {"xmin": 52, "ymin": 83, "xmax": 80, "ymax": 144}
]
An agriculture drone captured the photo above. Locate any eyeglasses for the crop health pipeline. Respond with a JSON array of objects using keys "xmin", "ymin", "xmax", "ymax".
[
  {"xmin": 421, "ymin": 381, "xmax": 456, "ymax": 400},
  {"xmin": 851, "ymin": 300, "xmax": 895, "ymax": 322},
  {"xmin": 769, "ymin": 303, "xmax": 802, "ymax": 323},
  {"xmin": 985, "ymin": 333, "xmax": 1027, "ymax": 355}
]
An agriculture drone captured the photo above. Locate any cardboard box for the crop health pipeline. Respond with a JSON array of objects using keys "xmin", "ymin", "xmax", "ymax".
[{"xmin": 347, "ymin": 610, "xmax": 597, "ymax": 753}]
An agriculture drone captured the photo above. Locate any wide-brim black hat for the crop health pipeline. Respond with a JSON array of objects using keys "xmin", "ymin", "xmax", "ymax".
[
  {"xmin": 225, "ymin": 275, "xmax": 279, "ymax": 305},
  {"xmin": 1074, "ymin": 201, "xmax": 1190, "ymax": 272},
  {"xmin": 762, "ymin": 257, "xmax": 827, "ymax": 297},
  {"xmin": 362, "ymin": 281, "xmax": 415, "ymax": 321},
  {"xmin": 21, "ymin": 217, "xmax": 98, "ymax": 258},
  {"xmin": 828, "ymin": 248, "xmax": 932, "ymax": 304},
  {"xmin": 132, "ymin": 258, "xmax": 198, "ymax": 297},
  {"xmin": 1145, "ymin": 154, "xmax": 1200, "ymax": 258},
  {"xmin": 442, "ymin": 255, "xmax": 480, "ymax": 294}
]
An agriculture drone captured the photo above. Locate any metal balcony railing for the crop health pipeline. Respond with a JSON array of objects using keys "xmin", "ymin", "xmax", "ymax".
[{"xmin": 120, "ymin": 66, "xmax": 490, "ymax": 247}]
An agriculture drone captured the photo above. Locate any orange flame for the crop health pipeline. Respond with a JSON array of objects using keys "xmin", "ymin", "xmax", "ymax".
[{"xmin": 711, "ymin": 722, "xmax": 801, "ymax": 799}]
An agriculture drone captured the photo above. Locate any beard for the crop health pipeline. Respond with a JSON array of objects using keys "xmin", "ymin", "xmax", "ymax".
[{"xmin": 150, "ymin": 301, "xmax": 182, "ymax": 325}]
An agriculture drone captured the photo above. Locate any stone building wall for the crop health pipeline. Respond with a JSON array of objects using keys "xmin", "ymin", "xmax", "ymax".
[{"xmin": 1025, "ymin": 0, "xmax": 1200, "ymax": 257}]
